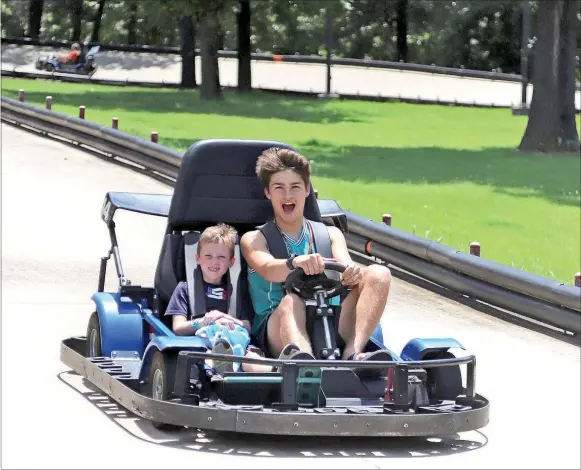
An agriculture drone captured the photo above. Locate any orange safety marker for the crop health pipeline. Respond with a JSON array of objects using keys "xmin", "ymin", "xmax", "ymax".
[{"xmin": 365, "ymin": 240, "xmax": 373, "ymax": 255}]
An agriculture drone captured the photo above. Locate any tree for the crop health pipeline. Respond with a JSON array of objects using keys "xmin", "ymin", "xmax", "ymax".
[
  {"xmin": 198, "ymin": 0, "xmax": 225, "ymax": 99},
  {"xmin": 180, "ymin": 15, "xmax": 196, "ymax": 88},
  {"xmin": 90, "ymin": 0, "xmax": 106, "ymax": 43},
  {"xmin": 518, "ymin": 0, "xmax": 580, "ymax": 153},
  {"xmin": 236, "ymin": 0, "xmax": 251, "ymax": 92},
  {"xmin": 27, "ymin": 0, "xmax": 43, "ymax": 39},
  {"xmin": 395, "ymin": 0, "xmax": 408, "ymax": 62},
  {"xmin": 126, "ymin": 1, "xmax": 138, "ymax": 44},
  {"xmin": 70, "ymin": 0, "xmax": 83, "ymax": 41}
]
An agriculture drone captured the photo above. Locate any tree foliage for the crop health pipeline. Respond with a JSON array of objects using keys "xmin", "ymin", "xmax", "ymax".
[
  {"xmin": 1, "ymin": 0, "xmax": 579, "ymax": 138},
  {"xmin": 3, "ymin": 0, "xmax": 579, "ymax": 79}
]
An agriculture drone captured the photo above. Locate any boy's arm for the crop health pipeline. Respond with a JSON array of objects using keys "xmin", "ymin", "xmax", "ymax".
[
  {"xmin": 241, "ymin": 229, "xmax": 328, "ymax": 281},
  {"xmin": 172, "ymin": 315, "xmax": 198, "ymax": 336},
  {"xmin": 328, "ymin": 226, "xmax": 362, "ymax": 287},
  {"xmin": 165, "ymin": 282, "xmax": 198, "ymax": 336},
  {"xmin": 328, "ymin": 226, "xmax": 353, "ymax": 265},
  {"xmin": 240, "ymin": 230, "xmax": 293, "ymax": 283}
]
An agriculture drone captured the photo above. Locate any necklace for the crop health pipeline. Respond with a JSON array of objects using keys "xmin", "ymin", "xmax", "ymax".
[{"xmin": 274, "ymin": 218, "xmax": 314, "ymax": 256}]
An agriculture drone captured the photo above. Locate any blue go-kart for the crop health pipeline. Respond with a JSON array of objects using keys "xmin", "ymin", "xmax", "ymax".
[
  {"xmin": 35, "ymin": 45, "xmax": 99, "ymax": 76},
  {"xmin": 60, "ymin": 139, "xmax": 490, "ymax": 436}
]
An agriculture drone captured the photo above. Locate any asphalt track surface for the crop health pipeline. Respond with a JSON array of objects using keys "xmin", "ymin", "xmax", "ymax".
[
  {"xmin": 1, "ymin": 121, "xmax": 580, "ymax": 469},
  {"xmin": 2, "ymin": 44, "xmax": 581, "ymax": 110}
]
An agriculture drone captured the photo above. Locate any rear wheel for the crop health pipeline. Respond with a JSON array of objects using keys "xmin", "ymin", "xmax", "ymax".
[
  {"xmin": 85, "ymin": 312, "xmax": 102, "ymax": 358},
  {"xmin": 426, "ymin": 352, "xmax": 463, "ymax": 400},
  {"xmin": 142, "ymin": 351, "xmax": 182, "ymax": 431},
  {"xmin": 44, "ymin": 63, "xmax": 54, "ymax": 72}
]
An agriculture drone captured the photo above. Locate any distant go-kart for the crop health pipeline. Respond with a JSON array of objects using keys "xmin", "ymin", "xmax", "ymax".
[
  {"xmin": 59, "ymin": 139, "xmax": 490, "ymax": 436},
  {"xmin": 35, "ymin": 45, "xmax": 99, "ymax": 76}
]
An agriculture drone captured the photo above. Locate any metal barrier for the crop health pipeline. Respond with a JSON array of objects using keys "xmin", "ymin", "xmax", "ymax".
[
  {"xmin": 2, "ymin": 95, "xmax": 579, "ymax": 334},
  {"xmin": 345, "ymin": 211, "xmax": 580, "ymax": 312}
]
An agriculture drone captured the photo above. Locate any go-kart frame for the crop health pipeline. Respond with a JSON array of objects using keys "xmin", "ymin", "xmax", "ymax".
[{"xmin": 59, "ymin": 139, "xmax": 490, "ymax": 437}]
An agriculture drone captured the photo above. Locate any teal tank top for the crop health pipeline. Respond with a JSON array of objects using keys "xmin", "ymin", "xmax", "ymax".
[{"xmin": 247, "ymin": 218, "xmax": 339, "ymax": 335}]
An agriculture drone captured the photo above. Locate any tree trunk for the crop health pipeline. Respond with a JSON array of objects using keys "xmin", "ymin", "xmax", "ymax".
[
  {"xmin": 180, "ymin": 15, "xmax": 196, "ymax": 88},
  {"xmin": 518, "ymin": 0, "xmax": 580, "ymax": 153},
  {"xmin": 28, "ymin": 0, "xmax": 44, "ymax": 40},
  {"xmin": 396, "ymin": 0, "xmax": 408, "ymax": 62},
  {"xmin": 127, "ymin": 1, "xmax": 138, "ymax": 45},
  {"xmin": 199, "ymin": 3, "xmax": 223, "ymax": 100},
  {"xmin": 90, "ymin": 0, "xmax": 106, "ymax": 44},
  {"xmin": 71, "ymin": 0, "xmax": 83, "ymax": 41},
  {"xmin": 558, "ymin": 0, "xmax": 580, "ymax": 151},
  {"xmin": 237, "ymin": 0, "xmax": 252, "ymax": 92}
]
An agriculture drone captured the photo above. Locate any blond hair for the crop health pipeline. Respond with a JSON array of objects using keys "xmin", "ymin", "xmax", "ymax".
[
  {"xmin": 256, "ymin": 147, "xmax": 311, "ymax": 188},
  {"xmin": 197, "ymin": 223, "xmax": 238, "ymax": 257}
]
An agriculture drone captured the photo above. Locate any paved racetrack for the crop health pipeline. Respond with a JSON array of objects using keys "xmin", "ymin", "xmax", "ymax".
[
  {"xmin": 2, "ymin": 44, "xmax": 580, "ymax": 110},
  {"xmin": 1, "ymin": 122, "xmax": 580, "ymax": 469}
]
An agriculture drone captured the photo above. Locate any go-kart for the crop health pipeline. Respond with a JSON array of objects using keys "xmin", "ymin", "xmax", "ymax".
[
  {"xmin": 35, "ymin": 45, "xmax": 99, "ymax": 76},
  {"xmin": 59, "ymin": 139, "xmax": 490, "ymax": 436}
]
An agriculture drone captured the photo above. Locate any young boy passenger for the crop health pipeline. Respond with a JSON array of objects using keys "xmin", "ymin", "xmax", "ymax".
[{"xmin": 164, "ymin": 223, "xmax": 271, "ymax": 375}]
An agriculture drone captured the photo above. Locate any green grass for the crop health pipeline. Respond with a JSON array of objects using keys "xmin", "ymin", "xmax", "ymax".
[{"xmin": 2, "ymin": 77, "xmax": 580, "ymax": 283}]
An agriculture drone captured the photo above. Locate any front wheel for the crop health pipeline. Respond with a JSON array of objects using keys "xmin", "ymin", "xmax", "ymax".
[
  {"xmin": 426, "ymin": 352, "xmax": 463, "ymax": 400},
  {"xmin": 142, "ymin": 351, "xmax": 181, "ymax": 431},
  {"xmin": 85, "ymin": 312, "xmax": 102, "ymax": 357}
]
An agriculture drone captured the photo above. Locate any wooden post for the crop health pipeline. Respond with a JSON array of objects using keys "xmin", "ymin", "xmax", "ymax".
[
  {"xmin": 151, "ymin": 131, "xmax": 159, "ymax": 143},
  {"xmin": 382, "ymin": 214, "xmax": 392, "ymax": 226},
  {"xmin": 79, "ymin": 105, "xmax": 86, "ymax": 119},
  {"xmin": 112, "ymin": 117, "xmax": 118, "ymax": 129},
  {"xmin": 18, "ymin": 89, "xmax": 25, "ymax": 102},
  {"xmin": 45, "ymin": 96, "xmax": 52, "ymax": 110},
  {"xmin": 575, "ymin": 273, "xmax": 581, "ymax": 287},
  {"xmin": 470, "ymin": 242, "xmax": 481, "ymax": 256}
]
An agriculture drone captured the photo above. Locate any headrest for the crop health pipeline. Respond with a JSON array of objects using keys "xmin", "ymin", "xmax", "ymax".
[{"xmin": 167, "ymin": 139, "xmax": 322, "ymax": 231}]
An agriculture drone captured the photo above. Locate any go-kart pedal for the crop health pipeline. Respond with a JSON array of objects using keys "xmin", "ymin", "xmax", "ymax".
[
  {"xmin": 278, "ymin": 343, "xmax": 322, "ymax": 406},
  {"xmin": 346, "ymin": 350, "xmax": 392, "ymax": 379}
]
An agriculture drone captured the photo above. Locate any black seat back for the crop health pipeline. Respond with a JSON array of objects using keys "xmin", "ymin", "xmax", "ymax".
[{"xmin": 154, "ymin": 139, "xmax": 322, "ymax": 318}]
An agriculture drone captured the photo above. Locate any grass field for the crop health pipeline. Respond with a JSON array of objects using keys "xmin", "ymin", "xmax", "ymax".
[{"xmin": 2, "ymin": 78, "xmax": 580, "ymax": 284}]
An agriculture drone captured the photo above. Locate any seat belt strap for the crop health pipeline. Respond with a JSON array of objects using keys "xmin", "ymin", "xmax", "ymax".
[
  {"xmin": 310, "ymin": 220, "xmax": 332, "ymax": 258},
  {"xmin": 227, "ymin": 243, "xmax": 241, "ymax": 318},
  {"xmin": 258, "ymin": 221, "xmax": 289, "ymax": 259},
  {"xmin": 184, "ymin": 232, "xmax": 207, "ymax": 317}
]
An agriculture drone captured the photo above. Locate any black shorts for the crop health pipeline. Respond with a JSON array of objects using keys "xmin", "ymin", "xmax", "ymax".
[
  {"xmin": 252, "ymin": 314, "xmax": 275, "ymax": 358},
  {"xmin": 251, "ymin": 312, "xmax": 347, "ymax": 359}
]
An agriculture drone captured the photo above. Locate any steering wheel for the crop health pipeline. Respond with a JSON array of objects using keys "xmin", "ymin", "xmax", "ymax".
[{"xmin": 284, "ymin": 261, "xmax": 350, "ymax": 301}]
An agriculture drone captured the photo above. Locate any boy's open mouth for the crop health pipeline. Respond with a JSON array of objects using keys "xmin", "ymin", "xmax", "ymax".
[{"xmin": 282, "ymin": 202, "xmax": 296, "ymax": 214}]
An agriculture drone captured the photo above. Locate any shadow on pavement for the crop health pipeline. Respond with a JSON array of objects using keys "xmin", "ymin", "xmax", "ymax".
[{"xmin": 57, "ymin": 371, "xmax": 488, "ymax": 460}]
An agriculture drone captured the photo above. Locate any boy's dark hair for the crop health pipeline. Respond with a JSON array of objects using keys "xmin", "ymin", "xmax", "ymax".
[{"xmin": 255, "ymin": 147, "xmax": 310, "ymax": 188}]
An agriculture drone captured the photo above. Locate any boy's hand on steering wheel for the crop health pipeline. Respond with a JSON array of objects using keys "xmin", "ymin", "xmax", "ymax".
[
  {"xmin": 341, "ymin": 263, "xmax": 362, "ymax": 287},
  {"xmin": 292, "ymin": 253, "xmax": 326, "ymax": 275}
]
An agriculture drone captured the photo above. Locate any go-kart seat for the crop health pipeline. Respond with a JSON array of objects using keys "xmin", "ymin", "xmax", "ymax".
[{"xmin": 153, "ymin": 139, "xmax": 324, "ymax": 329}]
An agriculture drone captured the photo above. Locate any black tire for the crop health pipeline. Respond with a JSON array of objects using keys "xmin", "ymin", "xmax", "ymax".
[
  {"xmin": 44, "ymin": 63, "xmax": 54, "ymax": 72},
  {"xmin": 426, "ymin": 352, "xmax": 463, "ymax": 400},
  {"xmin": 141, "ymin": 351, "xmax": 181, "ymax": 431},
  {"xmin": 85, "ymin": 312, "xmax": 102, "ymax": 358}
]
